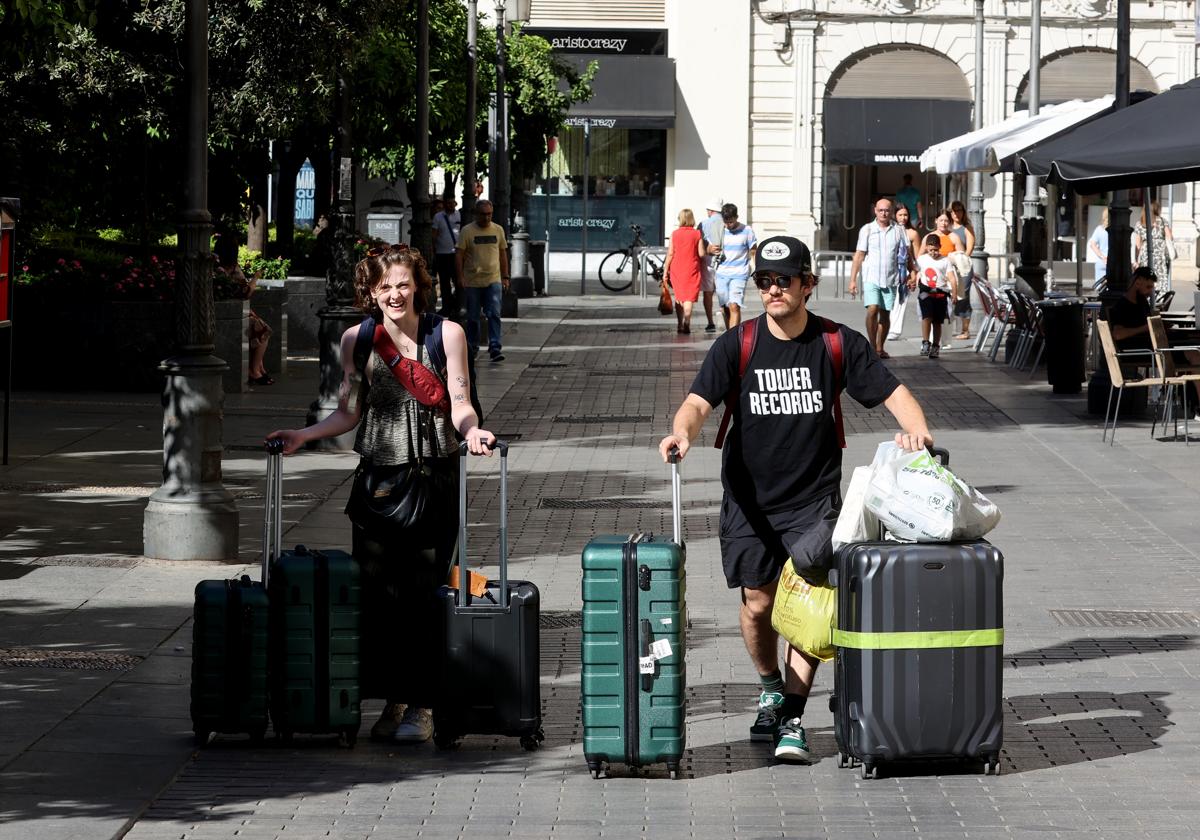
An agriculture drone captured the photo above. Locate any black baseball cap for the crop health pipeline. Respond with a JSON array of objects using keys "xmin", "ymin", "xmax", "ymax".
[{"xmin": 755, "ymin": 236, "xmax": 812, "ymax": 278}]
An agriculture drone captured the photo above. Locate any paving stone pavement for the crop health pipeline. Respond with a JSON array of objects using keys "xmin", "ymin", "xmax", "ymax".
[{"xmin": 2, "ymin": 291, "xmax": 1199, "ymax": 840}]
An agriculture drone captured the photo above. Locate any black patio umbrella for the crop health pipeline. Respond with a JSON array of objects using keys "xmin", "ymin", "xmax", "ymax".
[{"xmin": 1018, "ymin": 78, "xmax": 1200, "ymax": 195}]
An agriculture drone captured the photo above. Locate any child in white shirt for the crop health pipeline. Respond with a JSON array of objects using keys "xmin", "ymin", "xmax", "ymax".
[{"xmin": 915, "ymin": 234, "xmax": 959, "ymax": 359}]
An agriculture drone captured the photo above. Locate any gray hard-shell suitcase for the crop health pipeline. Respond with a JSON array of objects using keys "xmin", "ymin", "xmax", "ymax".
[
  {"xmin": 434, "ymin": 441, "xmax": 544, "ymax": 750},
  {"xmin": 829, "ymin": 447, "xmax": 1004, "ymax": 779},
  {"xmin": 581, "ymin": 451, "xmax": 686, "ymax": 779}
]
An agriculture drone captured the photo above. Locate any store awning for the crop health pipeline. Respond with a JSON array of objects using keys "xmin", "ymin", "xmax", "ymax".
[
  {"xmin": 562, "ymin": 55, "xmax": 676, "ymax": 129},
  {"xmin": 824, "ymin": 98, "xmax": 971, "ymax": 166},
  {"xmin": 918, "ymin": 96, "xmax": 1113, "ymax": 174}
]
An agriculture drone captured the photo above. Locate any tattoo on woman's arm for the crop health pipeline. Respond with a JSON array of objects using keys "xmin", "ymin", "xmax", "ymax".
[{"xmin": 455, "ymin": 376, "xmax": 467, "ymax": 388}]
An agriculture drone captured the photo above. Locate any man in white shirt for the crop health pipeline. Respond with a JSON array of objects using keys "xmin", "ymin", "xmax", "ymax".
[
  {"xmin": 433, "ymin": 196, "xmax": 461, "ymax": 316},
  {"xmin": 848, "ymin": 198, "xmax": 911, "ymax": 359}
]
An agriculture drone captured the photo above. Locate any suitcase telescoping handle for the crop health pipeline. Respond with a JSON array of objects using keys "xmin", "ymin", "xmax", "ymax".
[
  {"xmin": 457, "ymin": 439, "xmax": 510, "ymax": 609},
  {"xmin": 928, "ymin": 445, "xmax": 949, "ymax": 466},
  {"xmin": 668, "ymin": 446, "xmax": 682, "ymax": 546},
  {"xmin": 262, "ymin": 438, "xmax": 285, "ymax": 585}
]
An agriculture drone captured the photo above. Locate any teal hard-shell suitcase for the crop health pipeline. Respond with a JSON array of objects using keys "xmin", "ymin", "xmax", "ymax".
[
  {"xmin": 262, "ymin": 440, "xmax": 362, "ymax": 746},
  {"xmin": 581, "ymin": 454, "xmax": 686, "ymax": 779}
]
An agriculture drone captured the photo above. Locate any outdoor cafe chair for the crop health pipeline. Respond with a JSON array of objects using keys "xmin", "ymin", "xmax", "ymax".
[
  {"xmin": 974, "ymin": 281, "xmax": 1010, "ymax": 355},
  {"xmin": 1095, "ymin": 319, "xmax": 1161, "ymax": 446},
  {"xmin": 1024, "ymin": 300, "xmax": 1048, "ymax": 379},
  {"xmin": 986, "ymin": 284, "xmax": 1017, "ymax": 362},
  {"xmin": 1156, "ymin": 289, "xmax": 1175, "ymax": 312},
  {"xmin": 1004, "ymin": 290, "xmax": 1040, "ymax": 370},
  {"xmin": 1147, "ymin": 315, "xmax": 1200, "ymax": 444}
]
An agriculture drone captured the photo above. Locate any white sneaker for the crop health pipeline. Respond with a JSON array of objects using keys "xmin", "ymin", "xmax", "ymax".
[
  {"xmin": 392, "ymin": 707, "xmax": 433, "ymax": 744},
  {"xmin": 370, "ymin": 703, "xmax": 406, "ymax": 740}
]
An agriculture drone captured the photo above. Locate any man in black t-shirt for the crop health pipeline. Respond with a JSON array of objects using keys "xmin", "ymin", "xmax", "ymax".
[{"xmin": 659, "ymin": 235, "xmax": 934, "ymax": 764}]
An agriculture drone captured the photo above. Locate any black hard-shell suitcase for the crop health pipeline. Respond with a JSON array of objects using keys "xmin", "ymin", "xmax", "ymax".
[
  {"xmin": 434, "ymin": 441, "xmax": 544, "ymax": 750},
  {"xmin": 829, "ymin": 447, "xmax": 1004, "ymax": 779},
  {"xmin": 263, "ymin": 440, "xmax": 362, "ymax": 745},
  {"xmin": 190, "ymin": 445, "xmax": 276, "ymax": 746}
]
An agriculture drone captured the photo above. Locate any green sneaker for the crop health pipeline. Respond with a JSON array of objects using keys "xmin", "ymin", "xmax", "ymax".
[
  {"xmin": 750, "ymin": 690, "xmax": 785, "ymax": 741},
  {"xmin": 774, "ymin": 717, "xmax": 813, "ymax": 763}
]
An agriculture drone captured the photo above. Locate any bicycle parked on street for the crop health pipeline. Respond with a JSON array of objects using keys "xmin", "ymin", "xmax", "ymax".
[{"xmin": 598, "ymin": 224, "xmax": 664, "ymax": 293}]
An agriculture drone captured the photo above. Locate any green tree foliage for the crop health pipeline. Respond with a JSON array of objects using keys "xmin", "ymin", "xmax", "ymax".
[{"xmin": 0, "ymin": 0, "xmax": 591, "ymax": 247}]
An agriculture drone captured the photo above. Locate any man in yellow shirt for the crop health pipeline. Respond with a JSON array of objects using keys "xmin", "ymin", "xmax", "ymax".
[{"xmin": 455, "ymin": 200, "xmax": 510, "ymax": 363}]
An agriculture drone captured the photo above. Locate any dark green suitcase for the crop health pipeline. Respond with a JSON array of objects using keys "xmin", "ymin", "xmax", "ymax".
[
  {"xmin": 582, "ymin": 454, "xmax": 686, "ymax": 779},
  {"xmin": 190, "ymin": 575, "xmax": 270, "ymax": 745},
  {"xmin": 262, "ymin": 440, "xmax": 362, "ymax": 746}
]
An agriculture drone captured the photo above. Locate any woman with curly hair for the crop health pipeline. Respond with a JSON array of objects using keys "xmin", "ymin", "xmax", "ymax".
[{"xmin": 268, "ymin": 245, "xmax": 496, "ymax": 745}]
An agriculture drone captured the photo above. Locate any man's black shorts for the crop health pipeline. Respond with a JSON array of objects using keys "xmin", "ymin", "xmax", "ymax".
[
  {"xmin": 719, "ymin": 492, "xmax": 841, "ymax": 589},
  {"xmin": 918, "ymin": 290, "xmax": 949, "ymax": 323}
]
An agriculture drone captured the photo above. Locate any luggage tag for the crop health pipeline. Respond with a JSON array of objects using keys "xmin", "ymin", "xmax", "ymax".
[{"xmin": 446, "ymin": 565, "xmax": 490, "ymax": 598}]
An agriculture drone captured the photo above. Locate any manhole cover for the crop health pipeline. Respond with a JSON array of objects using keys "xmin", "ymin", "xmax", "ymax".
[
  {"xmin": 540, "ymin": 497, "xmax": 671, "ymax": 510},
  {"xmin": 553, "ymin": 415, "xmax": 654, "ymax": 424},
  {"xmin": 0, "ymin": 648, "xmax": 143, "ymax": 671},
  {"xmin": 540, "ymin": 611, "xmax": 582, "ymax": 629},
  {"xmin": 1049, "ymin": 609, "xmax": 1200, "ymax": 629}
]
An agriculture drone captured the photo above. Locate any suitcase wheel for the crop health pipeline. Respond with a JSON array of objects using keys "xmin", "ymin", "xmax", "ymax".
[
  {"xmin": 520, "ymin": 730, "xmax": 544, "ymax": 752},
  {"xmin": 433, "ymin": 731, "xmax": 460, "ymax": 750},
  {"xmin": 836, "ymin": 752, "xmax": 850, "ymax": 769},
  {"xmin": 193, "ymin": 730, "xmax": 211, "ymax": 748},
  {"xmin": 340, "ymin": 728, "xmax": 358, "ymax": 749},
  {"xmin": 860, "ymin": 762, "xmax": 879, "ymax": 780},
  {"xmin": 587, "ymin": 761, "xmax": 606, "ymax": 780},
  {"xmin": 983, "ymin": 756, "xmax": 1002, "ymax": 776},
  {"xmin": 667, "ymin": 762, "xmax": 681, "ymax": 781}
]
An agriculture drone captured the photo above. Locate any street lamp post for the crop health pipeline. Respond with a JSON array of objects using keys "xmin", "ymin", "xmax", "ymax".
[
  {"xmin": 462, "ymin": 0, "xmax": 478, "ymax": 216},
  {"xmin": 494, "ymin": 0, "xmax": 509, "ymax": 233},
  {"xmin": 1105, "ymin": 0, "xmax": 1133, "ymax": 293},
  {"xmin": 968, "ymin": 0, "xmax": 988, "ymax": 282},
  {"xmin": 305, "ymin": 71, "xmax": 363, "ymax": 450},
  {"xmin": 1014, "ymin": 0, "xmax": 1047, "ymax": 299},
  {"xmin": 143, "ymin": 0, "xmax": 238, "ymax": 560}
]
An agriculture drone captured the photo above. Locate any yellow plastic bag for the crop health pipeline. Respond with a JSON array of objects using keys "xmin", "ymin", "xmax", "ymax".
[{"xmin": 770, "ymin": 559, "xmax": 837, "ymax": 662}]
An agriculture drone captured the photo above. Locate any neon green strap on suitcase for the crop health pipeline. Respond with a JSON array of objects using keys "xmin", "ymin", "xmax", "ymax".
[{"xmin": 832, "ymin": 628, "xmax": 1004, "ymax": 650}]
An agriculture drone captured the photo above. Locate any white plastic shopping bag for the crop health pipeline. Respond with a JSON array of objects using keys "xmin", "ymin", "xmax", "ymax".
[
  {"xmin": 863, "ymin": 443, "xmax": 1001, "ymax": 542},
  {"xmin": 831, "ymin": 465, "xmax": 878, "ymax": 550}
]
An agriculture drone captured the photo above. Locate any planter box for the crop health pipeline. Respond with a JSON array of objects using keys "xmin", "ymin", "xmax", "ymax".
[
  {"xmin": 2, "ymin": 287, "xmax": 249, "ymax": 392},
  {"xmin": 282, "ymin": 276, "xmax": 328, "ymax": 356}
]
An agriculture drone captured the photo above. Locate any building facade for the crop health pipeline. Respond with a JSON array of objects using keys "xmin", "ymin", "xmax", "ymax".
[{"xmin": 528, "ymin": 0, "xmax": 1198, "ymax": 276}]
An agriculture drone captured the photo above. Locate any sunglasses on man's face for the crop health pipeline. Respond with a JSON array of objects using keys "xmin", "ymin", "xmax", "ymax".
[{"xmin": 754, "ymin": 272, "xmax": 797, "ymax": 291}]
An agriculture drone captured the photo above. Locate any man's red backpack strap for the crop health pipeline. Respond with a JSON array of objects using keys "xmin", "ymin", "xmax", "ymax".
[
  {"xmin": 819, "ymin": 317, "xmax": 846, "ymax": 449},
  {"xmin": 713, "ymin": 317, "xmax": 760, "ymax": 449}
]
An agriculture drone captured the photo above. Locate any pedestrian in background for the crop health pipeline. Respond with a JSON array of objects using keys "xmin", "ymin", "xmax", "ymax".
[
  {"xmin": 664, "ymin": 208, "xmax": 706, "ymax": 334},
  {"xmin": 1133, "ymin": 200, "xmax": 1174, "ymax": 294},
  {"xmin": 895, "ymin": 173, "xmax": 923, "ymax": 230},
  {"xmin": 660, "ymin": 234, "xmax": 933, "ymax": 764},
  {"xmin": 433, "ymin": 195, "xmax": 461, "ymax": 317},
  {"xmin": 1087, "ymin": 207, "xmax": 1109, "ymax": 288},
  {"xmin": 916, "ymin": 233, "xmax": 958, "ymax": 360},
  {"xmin": 267, "ymin": 246, "xmax": 497, "ymax": 745},
  {"xmin": 887, "ymin": 204, "xmax": 920, "ymax": 341},
  {"xmin": 714, "ymin": 203, "xmax": 758, "ymax": 330},
  {"xmin": 215, "ymin": 226, "xmax": 274, "ymax": 386},
  {"xmin": 698, "ymin": 198, "xmax": 724, "ymax": 332},
  {"xmin": 949, "ymin": 201, "xmax": 975, "ymax": 341},
  {"xmin": 848, "ymin": 197, "xmax": 910, "ymax": 359},
  {"xmin": 456, "ymin": 200, "xmax": 509, "ymax": 363}
]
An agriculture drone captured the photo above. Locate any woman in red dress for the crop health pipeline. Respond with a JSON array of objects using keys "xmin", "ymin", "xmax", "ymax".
[{"xmin": 663, "ymin": 208, "xmax": 706, "ymax": 334}]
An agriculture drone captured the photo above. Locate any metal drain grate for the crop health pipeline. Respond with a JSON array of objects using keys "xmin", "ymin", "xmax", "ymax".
[
  {"xmin": 1007, "ymin": 635, "xmax": 1195, "ymax": 666},
  {"xmin": 540, "ymin": 497, "xmax": 671, "ymax": 510},
  {"xmin": 0, "ymin": 648, "xmax": 143, "ymax": 671},
  {"xmin": 588, "ymin": 368, "xmax": 690, "ymax": 377},
  {"xmin": 529, "ymin": 361, "xmax": 569, "ymax": 368},
  {"xmin": 604, "ymin": 326, "xmax": 672, "ymax": 333},
  {"xmin": 30, "ymin": 555, "xmax": 141, "ymax": 569},
  {"xmin": 0, "ymin": 483, "xmax": 154, "ymax": 496},
  {"xmin": 553, "ymin": 414, "xmax": 653, "ymax": 424},
  {"xmin": 1050, "ymin": 609, "xmax": 1200, "ymax": 629},
  {"xmin": 540, "ymin": 611, "xmax": 583, "ymax": 629}
]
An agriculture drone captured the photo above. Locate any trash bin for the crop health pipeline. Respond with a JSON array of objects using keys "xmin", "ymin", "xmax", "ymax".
[
  {"xmin": 509, "ymin": 231, "xmax": 534, "ymax": 298},
  {"xmin": 530, "ymin": 240, "xmax": 547, "ymax": 296},
  {"xmin": 1037, "ymin": 296, "xmax": 1085, "ymax": 394}
]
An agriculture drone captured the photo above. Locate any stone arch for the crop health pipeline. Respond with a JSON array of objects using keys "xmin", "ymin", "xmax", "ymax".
[
  {"xmin": 1014, "ymin": 47, "xmax": 1158, "ymax": 108},
  {"xmin": 824, "ymin": 43, "xmax": 972, "ymax": 101}
]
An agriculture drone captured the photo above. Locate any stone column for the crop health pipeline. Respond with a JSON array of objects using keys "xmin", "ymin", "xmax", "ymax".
[
  {"xmin": 143, "ymin": 0, "xmax": 238, "ymax": 561},
  {"xmin": 982, "ymin": 21, "xmax": 1009, "ymax": 264},
  {"xmin": 789, "ymin": 21, "xmax": 820, "ymax": 245}
]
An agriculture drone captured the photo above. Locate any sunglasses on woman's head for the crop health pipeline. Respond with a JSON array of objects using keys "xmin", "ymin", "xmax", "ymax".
[
  {"xmin": 365, "ymin": 243, "xmax": 410, "ymax": 257},
  {"xmin": 753, "ymin": 272, "xmax": 796, "ymax": 291}
]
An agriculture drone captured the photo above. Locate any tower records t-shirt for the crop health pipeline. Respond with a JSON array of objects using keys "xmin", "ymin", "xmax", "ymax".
[{"xmin": 689, "ymin": 315, "xmax": 900, "ymax": 513}]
